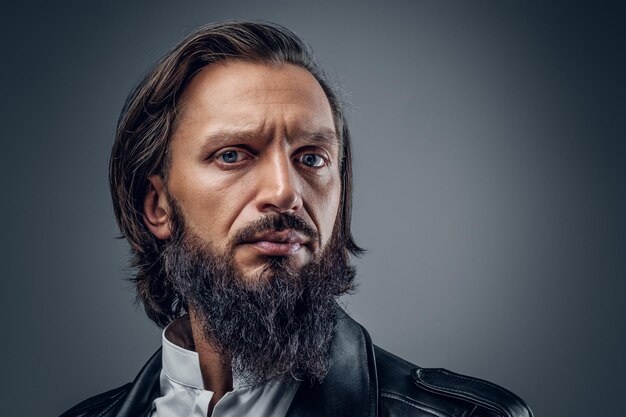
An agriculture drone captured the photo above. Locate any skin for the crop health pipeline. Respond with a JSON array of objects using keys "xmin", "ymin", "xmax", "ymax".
[{"xmin": 142, "ymin": 61, "xmax": 342, "ymax": 411}]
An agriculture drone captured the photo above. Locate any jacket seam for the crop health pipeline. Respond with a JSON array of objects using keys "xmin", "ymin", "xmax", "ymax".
[
  {"xmin": 380, "ymin": 391, "xmax": 453, "ymax": 417},
  {"xmin": 357, "ymin": 323, "xmax": 376, "ymax": 417},
  {"xmin": 360, "ymin": 328, "xmax": 372, "ymax": 417},
  {"xmin": 95, "ymin": 391, "xmax": 125, "ymax": 417},
  {"xmin": 61, "ymin": 387, "xmax": 128, "ymax": 417},
  {"xmin": 417, "ymin": 368, "xmax": 527, "ymax": 415},
  {"xmin": 434, "ymin": 369, "xmax": 510, "ymax": 395},
  {"xmin": 417, "ymin": 379, "xmax": 499, "ymax": 413}
]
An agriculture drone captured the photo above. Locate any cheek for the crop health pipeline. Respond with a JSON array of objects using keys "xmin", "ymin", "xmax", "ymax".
[
  {"xmin": 169, "ymin": 171, "xmax": 256, "ymax": 246},
  {"xmin": 307, "ymin": 173, "xmax": 342, "ymax": 244},
  {"xmin": 325, "ymin": 186, "xmax": 342, "ymax": 233}
]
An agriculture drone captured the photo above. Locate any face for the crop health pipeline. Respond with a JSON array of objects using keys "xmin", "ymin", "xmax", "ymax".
[{"xmin": 148, "ymin": 61, "xmax": 341, "ymax": 279}]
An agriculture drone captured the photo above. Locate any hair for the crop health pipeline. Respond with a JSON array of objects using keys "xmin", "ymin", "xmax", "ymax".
[{"xmin": 109, "ymin": 21, "xmax": 364, "ymax": 327}]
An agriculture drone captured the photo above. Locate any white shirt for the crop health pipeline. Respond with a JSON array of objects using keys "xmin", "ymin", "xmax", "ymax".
[{"xmin": 150, "ymin": 317, "xmax": 300, "ymax": 417}]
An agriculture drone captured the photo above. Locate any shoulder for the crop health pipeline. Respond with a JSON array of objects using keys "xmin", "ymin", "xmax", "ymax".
[
  {"xmin": 59, "ymin": 349, "xmax": 162, "ymax": 417},
  {"xmin": 374, "ymin": 346, "xmax": 533, "ymax": 417},
  {"xmin": 59, "ymin": 383, "xmax": 132, "ymax": 417}
]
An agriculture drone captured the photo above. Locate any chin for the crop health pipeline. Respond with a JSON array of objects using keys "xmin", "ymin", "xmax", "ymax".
[{"xmin": 236, "ymin": 251, "xmax": 312, "ymax": 280}]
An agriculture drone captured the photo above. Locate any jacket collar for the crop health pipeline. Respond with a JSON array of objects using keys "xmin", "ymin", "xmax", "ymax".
[
  {"xmin": 105, "ymin": 308, "xmax": 378, "ymax": 417},
  {"xmin": 107, "ymin": 348, "xmax": 161, "ymax": 417},
  {"xmin": 285, "ymin": 308, "xmax": 379, "ymax": 417}
]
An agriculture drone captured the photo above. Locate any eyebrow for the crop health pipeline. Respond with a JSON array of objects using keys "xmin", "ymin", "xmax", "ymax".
[
  {"xmin": 298, "ymin": 129, "xmax": 340, "ymax": 147},
  {"xmin": 204, "ymin": 128, "xmax": 340, "ymax": 147}
]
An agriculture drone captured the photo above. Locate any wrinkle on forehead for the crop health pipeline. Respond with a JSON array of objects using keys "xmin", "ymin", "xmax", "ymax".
[{"xmin": 175, "ymin": 61, "xmax": 335, "ymax": 131}]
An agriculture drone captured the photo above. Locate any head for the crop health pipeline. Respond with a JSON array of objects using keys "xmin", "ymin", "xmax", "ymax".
[{"xmin": 109, "ymin": 21, "xmax": 363, "ymax": 381}]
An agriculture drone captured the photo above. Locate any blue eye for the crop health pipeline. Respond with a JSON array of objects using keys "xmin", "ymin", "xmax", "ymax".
[
  {"xmin": 300, "ymin": 154, "xmax": 325, "ymax": 167},
  {"xmin": 219, "ymin": 150, "xmax": 240, "ymax": 163}
]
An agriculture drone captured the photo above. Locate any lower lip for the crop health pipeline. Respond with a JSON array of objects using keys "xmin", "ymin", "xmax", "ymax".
[{"xmin": 247, "ymin": 241, "xmax": 302, "ymax": 256}]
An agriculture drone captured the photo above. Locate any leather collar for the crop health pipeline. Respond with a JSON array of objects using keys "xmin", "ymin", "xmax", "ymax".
[{"xmin": 285, "ymin": 308, "xmax": 378, "ymax": 417}]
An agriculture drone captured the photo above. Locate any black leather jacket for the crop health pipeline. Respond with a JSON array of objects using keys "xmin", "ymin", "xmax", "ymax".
[{"xmin": 60, "ymin": 310, "xmax": 533, "ymax": 417}]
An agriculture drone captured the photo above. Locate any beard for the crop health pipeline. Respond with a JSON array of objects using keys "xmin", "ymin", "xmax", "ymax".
[{"xmin": 162, "ymin": 200, "xmax": 356, "ymax": 385}]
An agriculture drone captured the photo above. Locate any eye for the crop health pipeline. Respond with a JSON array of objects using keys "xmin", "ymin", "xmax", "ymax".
[
  {"xmin": 216, "ymin": 149, "xmax": 249, "ymax": 164},
  {"xmin": 298, "ymin": 153, "xmax": 326, "ymax": 168}
]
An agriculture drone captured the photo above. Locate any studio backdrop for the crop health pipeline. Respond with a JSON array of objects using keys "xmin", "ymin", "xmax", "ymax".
[{"xmin": 1, "ymin": 1, "xmax": 624, "ymax": 416}]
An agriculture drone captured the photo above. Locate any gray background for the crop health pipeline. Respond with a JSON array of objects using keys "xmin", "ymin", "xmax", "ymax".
[{"xmin": 2, "ymin": 1, "xmax": 624, "ymax": 416}]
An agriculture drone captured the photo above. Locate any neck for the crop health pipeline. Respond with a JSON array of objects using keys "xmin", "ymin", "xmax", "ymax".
[{"xmin": 188, "ymin": 308, "xmax": 233, "ymax": 414}]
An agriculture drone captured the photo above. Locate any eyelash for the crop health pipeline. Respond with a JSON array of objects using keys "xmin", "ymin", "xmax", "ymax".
[
  {"xmin": 216, "ymin": 149, "xmax": 251, "ymax": 164},
  {"xmin": 212, "ymin": 148, "xmax": 329, "ymax": 169},
  {"xmin": 296, "ymin": 153, "xmax": 328, "ymax": 168}
]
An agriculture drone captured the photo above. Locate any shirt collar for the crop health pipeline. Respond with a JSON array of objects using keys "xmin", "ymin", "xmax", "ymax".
[
  {"xmin": 161, "ymin": 316, "xmax": 205, "ymax": 389},
  {"xmin": 160, "ymin": 315, "xmax": 281, "ymax": 390}
]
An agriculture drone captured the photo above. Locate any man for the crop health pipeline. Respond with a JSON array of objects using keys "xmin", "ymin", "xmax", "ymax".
[{"xmin": 61, "ymin": 21, "xmax": 532, "ymax": 417}]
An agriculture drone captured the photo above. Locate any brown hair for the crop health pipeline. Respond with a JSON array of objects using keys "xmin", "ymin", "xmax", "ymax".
[{"xmin": 109, "ymin": 21, "xmax": 363, "ymax": 327}]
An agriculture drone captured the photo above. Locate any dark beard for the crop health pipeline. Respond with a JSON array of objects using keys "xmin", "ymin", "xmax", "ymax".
[{"xmin": 162, "ymin": 202, "xmax": 356, "ymax": 385}]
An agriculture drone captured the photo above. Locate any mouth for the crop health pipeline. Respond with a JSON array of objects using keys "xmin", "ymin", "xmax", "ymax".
[{"xmin": 240, "ymin": 229, "xmax": 309, "ymax": 256}]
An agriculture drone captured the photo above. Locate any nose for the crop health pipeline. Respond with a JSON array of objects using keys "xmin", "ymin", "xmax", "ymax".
[{"xmin": 254, "ymin": 150, "xmax": 303, "ymax": 214}]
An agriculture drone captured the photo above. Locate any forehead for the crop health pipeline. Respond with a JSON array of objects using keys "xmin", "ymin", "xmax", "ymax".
[{"xmin": 175, "ymin": 60, "xmax": 336, "ymax": 139}]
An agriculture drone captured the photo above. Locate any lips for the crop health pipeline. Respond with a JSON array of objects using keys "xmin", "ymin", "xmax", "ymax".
[{"xmin": 240, "ymin": 229, "xmax": 309, "ymax": 256}]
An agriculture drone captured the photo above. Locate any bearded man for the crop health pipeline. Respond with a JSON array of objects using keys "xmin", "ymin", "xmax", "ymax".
[{"xmin": 60, "ymin": 21, "xmax": 532, "ymax": 417}]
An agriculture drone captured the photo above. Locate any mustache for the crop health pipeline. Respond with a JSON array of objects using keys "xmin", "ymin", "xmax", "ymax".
[{"xmin": 233, "ymin": 213, "xmax": 318, "ymax": 245}]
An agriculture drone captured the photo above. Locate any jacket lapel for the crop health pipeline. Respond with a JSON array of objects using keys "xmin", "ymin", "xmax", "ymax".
[
  {"xmin": 103, "ymin": 348, "xmax": 162, "ymax": 417},
  {"xmin": 285, "ymin": 309, "xmax": 379, "ymax": 417}
]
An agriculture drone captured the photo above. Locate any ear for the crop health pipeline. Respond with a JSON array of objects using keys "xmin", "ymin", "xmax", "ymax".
[{"xmin": 143, "ymin": 175, "xmax": 172, "ymax": 240}]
